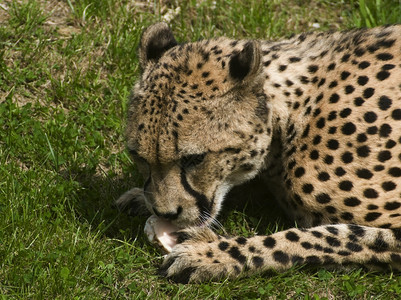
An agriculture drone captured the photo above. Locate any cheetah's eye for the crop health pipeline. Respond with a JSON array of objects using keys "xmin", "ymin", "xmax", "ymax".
[{"xmin": 180, "ymin": 153, "xmax": 206, "ymax": 169}]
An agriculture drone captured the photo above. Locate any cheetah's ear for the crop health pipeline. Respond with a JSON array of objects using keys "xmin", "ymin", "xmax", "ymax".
[
  {"xmin": 139, "ymin": 22, "xmax": 178, "ymax": 69},
  {"xmin": 229, "ymin": 40, "xmax": 261, "ymax": 82}
]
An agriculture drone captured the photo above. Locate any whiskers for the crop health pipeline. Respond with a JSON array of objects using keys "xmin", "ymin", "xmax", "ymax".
[{"xmin": 199, "ymin": 211, "xmax": 226, "ymax": 234}]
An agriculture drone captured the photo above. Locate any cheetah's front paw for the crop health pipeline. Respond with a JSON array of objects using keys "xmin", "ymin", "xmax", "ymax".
[
  {"xmin": 159, "ymin": 227, "xmax": 245, "ymax": 283},
  {"xmin": 114, "ymin": 188, "xmax": 149, "ymax": 216}
]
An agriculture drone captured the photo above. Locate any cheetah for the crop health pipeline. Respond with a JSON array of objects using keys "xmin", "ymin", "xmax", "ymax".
[{"xmin": 116, "ymin": 22, "xmax": 401, "ymax": 283}]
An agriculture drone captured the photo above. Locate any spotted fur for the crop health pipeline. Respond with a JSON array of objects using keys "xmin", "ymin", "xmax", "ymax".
[{"xmin": 116, "ymin": 23, "xmax": 401, "ymax": 282}]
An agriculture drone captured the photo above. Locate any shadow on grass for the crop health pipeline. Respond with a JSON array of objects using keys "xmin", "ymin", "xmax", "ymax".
[
  {"xmin": 68, "ymin": 164, "xmax": 291, "ymax": 242},
  {"xmin": 64, "ymin": 166, "xmax": 147, "ymax": 241}
]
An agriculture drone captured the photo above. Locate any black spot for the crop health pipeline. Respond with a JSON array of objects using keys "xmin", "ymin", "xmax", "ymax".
[
  {"xmin": 329, "ymin": 93, "xmax": 339, "ymax": 103},
  {"xmin": 368, "ymin": 204, "xmax": 379, "ymax": 210},
  {"xmin": 311, "ymin": 231, "xmax": 323, "ymax": 238},
  {"xmin": 313, "ymin": 135, "xmax": 322, "ymax": 145},
  {"xmin": 363, "ymin": 88, "xmax": 375, "ymax": 99},
  {"xmin": 367, "ymin": 126, "xmax": 378, "ymax": 135},
  {"xmin": 328, "ymin": 126, "xmax": 337, "ymax": 134},
  {"xmin": 328, "ymin": 63, "xmax": 336, "ymax": 70},
  {"xmin": 357, "ymin": 133, "xmax": 367, "ymax": 143},
  {"xmin": 356, "ymin": 145, "xmax": 370, "ymax": 157},
  {"xmin": 279, "ymin": 65, "xmax": 287, "ymax": 71},
  {"xmin": 378, "ymin": 95, "xmax": 392, "ymax": 111},
  {"xmin": 391, "ymin": 109, "xmax": 401, "ymax": 120},
  {"xmin": 263, "ymin": 237, "xmax": 276, "ymax": 248},
  {"xmin": 364, "ymin": 188, "xmax": 379, "ymax": 199},
  {"xmin": 326, "ymin": 236, "xmax": 341, "ymax": 247},
  {"xmin": 289, "ymin": 56, "xmax": 301, "ymax": 62},
  {"xmin": 315, "ymin": 93, "xmax": 324, "ymax": 103},
  {"xmin": 389, "ymin": 167, "xmax": 401, "ymax": 177},
  {"xmin": 301, "ymin": 242, "xmax": 313, "ymax": 249},
  {"xmin": 218, "ymin": 241, "xmax": 229, "ymax": 251},
  {"xmin": 341, "ymin": 122, "xmax": 356, "ymax": 135},
  {"xmin": 326, "ymin": 206, "xmax": 337, "ymax": 214},
  {"xmin": 377, "ymin": 150, "xmax": 391, "ymax": 162},
  {"xmin": 285, "ymin": 231, "xmax": 300, "ymax": 242},
  {"xmin": 344, "ymin": 197, "xmax": 361, "ymax": 207},
  {"xmin": 379, "ymin": 64, "xmax": 394, "ymax": 75},
  {"xmin": 356, "ymin": 168, "xmax": 373, "ymax": 179},
  {"xmin": 378, "ymin": 38, "xmax": 395, "ymax": 48},
  {"xmin": 357, "ymin": 76, "xmax": 369, "ymax": 86},
  {"xmin": 294, "ymin": 167, "xmax": 305, "ymax": 178},
  {"xmin": 288, "ymin": 160, "xmax": 296, "ymax": 170},
  {"xmin": 337, "ymin": 251, "xmax": 351, "ymax": 256},
  {"xmin": 358, "ymin": 61, "xmax": 370, "ymax": 69},
  {"xmin": 364, "ymin": 212, "xmax": 382, "ymax": 222},
  {"xmin": 318, "ymin": 172, "xmax": 330, "ymax": 182},
  {"xmin": 340, "ymin": 108, "xmax": 352, "ymax": 118},
  {"xmin": 206, "ymin": 251, "xmax": 213, "ymax": 258},
  {"xmin": 335, "ymin": 167, "xmax": 346, "ymax": 176},
  {"xmin": 252, "ymin": 256, "xmax": 264, "ymax": 268},
  {"xmin": 328, "ymin": 111, "xmax": 337, "ymax": 121},
  {"xmin": 376, "ymin": 53, "xmax": 393, "ymax": 61},
  {"xmin": 364, "ymin": 111, "xmax": 377, "ymax": 123},
  {"xmin": 316, "ymin": 117, "xmax": 325, "ymax": 129},
  {"xmin": 341, "ymin": 152, "xmax": 353, "ymax": 164},
  {"xmin": 328, "ymin": 81, "xmax": 338, "ymax": 88},
  {"xmin": 348, "ymin": 224, "xmax": 365, "ymax": 237},
  {"xmin": 236, "ymin": 237, "xmax": 247, "ymax": 245},
  {"xmin": 376, "ymin": 70, "xmax": 390, "ymax": 81},
  {"xmin": 339, "ymin": 180, "xmax": 353, "ymax": 191},
  {"xmin": 299, "ymin": 76, "xmax": 309, "ymax": 84},
  {"xmin": 295, "ymin": 88, "xmax": 303, "ymax": 97},
  {"xmin": 291, "ymin": 255, "xmax": 304, "ymax": 265},
  {"xmin": 302, "ymin": 183, "xmax": 314, "ymax": 194},
  {"xmin": 324, "ymin": 155, "xmax": 334, "ymax": 165},
  {"xmin": 341, "ymin": 53, "xmax": 351, "ymax": 62},
  {"xmin": 326, "ymin": 139, "xmax": 339, "ymax": 150},
  {"xmin": 310, "ymin": 150, "xmax": 319, "ymax": 160},
  {"xmin": 379, "ymin": 124, "xmax": 392, "ymax": 137},
  {"xmin": 341, "ymin": 212, "xmax": 354, "ymax": 221},
  {"xmin": 341, "ymin": 71, "xmax": 350, "ymax": 80},
  {"xmin": 382, "ymin": 181, "xmax": 396, "ymax": 191},
  {"xmin": 273, "ymin": 251, "xmax": 290, "ymax": 264},
  {"xmin": 228, "ymin": 246, "xmax": 246, "ymax": 264},
  {"xmin": 386, "ymin": 140, "xmax": 396, "ymax": 149},
  {"xmin": 316, "ymin": 193, "xmax": 331, "ymax": 204},
  {"xmin": 306, "ymin": 255, "xmax": 321, "ymax": 264},
  {"xmin": 345, "ymin": 85, "xmax": 355, "ymax": 94},
  {"xmin": 354, "ymin": 97, "xmax": 365, "ymax": 106},
  {"xmin": 308, "ymin": 65, "xmax": 319, "ymax": 73},
  {"xmin": 392, "ymin": 229, "xmax": 401, "ymax": 241},
  {"xmin": 318, "ymin": 78, "xmax": 326, "ymax": 87},
  {"xmin": 384, "ymin": 202, "xmax": 401, "ymax": 210}
]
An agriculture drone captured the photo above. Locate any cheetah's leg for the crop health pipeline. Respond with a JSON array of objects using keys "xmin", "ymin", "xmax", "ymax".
[
  {"xmin": 114, "ymin": 188, "xmax": 149, "ymax": 216},
  {"xmin": 160, "ymin": 224, "xmax": 401, "ymax": 283}
]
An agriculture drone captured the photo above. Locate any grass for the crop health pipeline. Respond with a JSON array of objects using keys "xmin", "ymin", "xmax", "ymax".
[{"xmin": 1, "ymin": 0, "xmax": 401, "ymax": 298}]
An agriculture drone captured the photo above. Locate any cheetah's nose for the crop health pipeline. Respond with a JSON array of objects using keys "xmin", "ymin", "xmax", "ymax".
[{"xmin": 153, "ymin": 206, "xmax": 183, "ymax": 221}]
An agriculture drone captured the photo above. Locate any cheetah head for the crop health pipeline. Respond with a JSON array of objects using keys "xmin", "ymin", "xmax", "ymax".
[{"xmin": 126, "ymin": 23, "xmax": 272, "ymax": 228}]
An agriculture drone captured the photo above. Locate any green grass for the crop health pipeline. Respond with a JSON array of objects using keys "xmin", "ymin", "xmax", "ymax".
[{"xmin": 1, "ymin": 0, "xmax": 401, "ymax": 298}]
